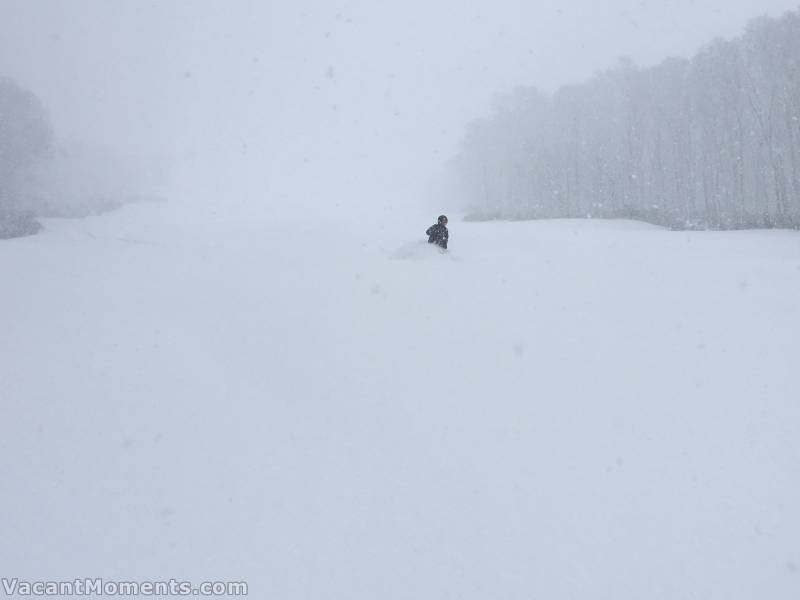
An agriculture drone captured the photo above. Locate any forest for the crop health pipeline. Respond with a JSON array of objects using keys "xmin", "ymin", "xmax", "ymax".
[{"xmin": 453, "ymin": 10, "xmax": 800, "ymax": 229}]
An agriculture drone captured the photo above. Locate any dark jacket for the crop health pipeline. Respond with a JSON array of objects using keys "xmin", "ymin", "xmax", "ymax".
[{"xmin": 426, "ymin": 223, "xmax": 449, "ymax": 249}]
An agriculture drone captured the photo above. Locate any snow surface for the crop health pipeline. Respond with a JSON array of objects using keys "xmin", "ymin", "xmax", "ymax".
[{"xmin": 1, "ymin": 205, "xmax": 799, "ymax": 599}]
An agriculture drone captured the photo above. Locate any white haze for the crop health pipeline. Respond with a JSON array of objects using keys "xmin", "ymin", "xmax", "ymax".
[
  {"xmin": 1, "ymin": 0, "xmax": 799, "ymax": 218},
  {"xmin": 2, "ymin": 3, "xmax": 800, "ymax": 599}
]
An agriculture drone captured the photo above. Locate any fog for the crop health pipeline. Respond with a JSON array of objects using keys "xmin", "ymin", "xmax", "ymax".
[
  {"xmin": 1, "ymin": 0, "xmax": 798, "ymax": 216},
  {"xmin": 3, "ymin": 4, "xmax": 800, "ymax": 597}
]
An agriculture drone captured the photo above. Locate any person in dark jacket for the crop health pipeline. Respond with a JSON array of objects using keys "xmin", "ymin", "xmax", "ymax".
[{"xmin": 426, "ymin": 215, "xmax": 449, "ymax": 250}]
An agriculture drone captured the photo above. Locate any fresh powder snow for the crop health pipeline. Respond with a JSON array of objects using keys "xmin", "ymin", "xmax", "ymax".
[{"xmin": 1, "ymin": 204, "xmax": 798, "ymax": 599}]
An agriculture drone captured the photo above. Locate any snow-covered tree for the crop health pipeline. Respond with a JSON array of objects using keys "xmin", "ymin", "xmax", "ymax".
[
  {"xmin": 0, "ymin": 77, "xmax": 53, "ymax": 211},
  {"xmin": 453, "ymin": 10, "xmax": 800, "ymax": 229}
]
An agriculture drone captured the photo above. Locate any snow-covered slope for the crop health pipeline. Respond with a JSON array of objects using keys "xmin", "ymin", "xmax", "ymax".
[{"xmin": 2, "ymin": 206, "xmax": 799, "ymax": 599}]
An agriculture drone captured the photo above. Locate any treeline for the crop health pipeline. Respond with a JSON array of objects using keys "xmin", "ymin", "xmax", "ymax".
[
  {"xmin": 452, "ymin": 11, "xmax": 800, "ymax": 229},
  {"xmin": 1, "ymin": 77, "xmax": 166, "ymax": 239},
  {"xmin": 0, "ymin": 77, "xmax": 52, "ymax": 237}
]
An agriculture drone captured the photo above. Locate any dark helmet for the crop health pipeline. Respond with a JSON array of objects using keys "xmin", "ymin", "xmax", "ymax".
[{"xmin": 438, "ymin": 215, "xmax": 448, "ymax": 225}]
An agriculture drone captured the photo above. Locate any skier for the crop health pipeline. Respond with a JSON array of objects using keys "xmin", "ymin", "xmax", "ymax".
[{"xmin": 426, "ymin": 215, "xmax": 449, "ymax": 250}]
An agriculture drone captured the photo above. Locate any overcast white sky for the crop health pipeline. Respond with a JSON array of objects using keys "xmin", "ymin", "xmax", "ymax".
[{"xmin": 1, "ymin": 0, "xmax": 798, "ymax": 214}]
